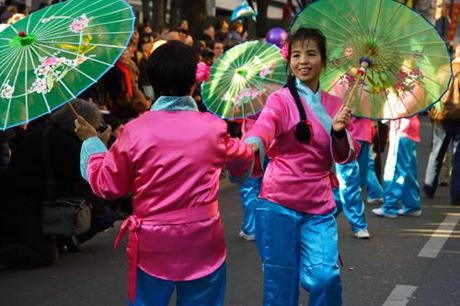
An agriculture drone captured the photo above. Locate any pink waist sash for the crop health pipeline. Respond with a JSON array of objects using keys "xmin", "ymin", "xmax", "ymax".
[{"xmin": 114, "ymin": 201, "xmax": 219, "ymax": 303}]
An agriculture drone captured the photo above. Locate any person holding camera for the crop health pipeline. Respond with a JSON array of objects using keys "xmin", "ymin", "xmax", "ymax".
[{"xmin": 0, "ymin": 100, "xmax": 111, "ymax": 266}]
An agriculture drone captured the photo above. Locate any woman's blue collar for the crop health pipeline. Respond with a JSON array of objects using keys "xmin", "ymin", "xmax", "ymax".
[
  {"xmin": 295, "ymin": 78, "xmax": 321, "ymax": 99},
  {"xmin": 150, "ymin": 96, "xmax": 198, "ymax": 112}
]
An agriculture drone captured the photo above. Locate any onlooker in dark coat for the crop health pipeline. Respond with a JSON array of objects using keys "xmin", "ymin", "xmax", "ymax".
[
  {"xmin": 0, "ymin": 100, "xmax": 109, "ymax": 267},
  {"xmin": 424, "ymin": 46, "xmax": 460, "ymax": 205}
]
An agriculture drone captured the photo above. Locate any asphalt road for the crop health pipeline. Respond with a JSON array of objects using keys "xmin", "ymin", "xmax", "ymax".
[{"xmin": 1, "ymin": 115, "xmax": 459, "ymax": 306}]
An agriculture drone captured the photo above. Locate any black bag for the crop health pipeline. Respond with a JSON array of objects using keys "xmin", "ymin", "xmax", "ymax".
[
  {"xmin": 42, "ymin": 196, "xmax": 91, "ymax": 236},
  {"xmin": 40, "ymin": 124, "xmax": 91, "ymax": 236}
]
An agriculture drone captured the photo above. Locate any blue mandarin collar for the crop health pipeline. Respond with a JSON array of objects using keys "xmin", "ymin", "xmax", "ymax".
[
  {"xmin": 295, "ymin": 78, "xmax": 322, "ymax": 101},
  {"xmin": 295, "ymin": 78, "xmax": 332, "ymax": 134},
  {"xmin": 150, "ymin": 96, "xmax": 198, "ymax": 112}
]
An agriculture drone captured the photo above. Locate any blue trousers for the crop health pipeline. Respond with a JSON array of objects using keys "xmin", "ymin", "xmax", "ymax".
[
  {"xmin": 424, "ymin": 122, "xmax": 460, "ymax": 201},
  {"xmin": 128, "ymin": 263, "xmax": 226, "ymax": 306},
  {"xmin": 334, "ymin": 158, "xmax": 367, "ymax": 233},
  {"xmin": 238, "ymin": 177, "xmax": 262, "ymax": 235},
  {"xmin": 255, "ymin": 199, "xmax": 342, "ymax": 306},
  {"xmin": 382, "ymin": 135, "xmax": 420, "ymax": 214},
  {"xmin": 335, "ymin": 141, "xmax": 384, "ymax": 232},
  {"xmin": 362, "ymin": 143, "xmax": 384, "ymax": 201}
]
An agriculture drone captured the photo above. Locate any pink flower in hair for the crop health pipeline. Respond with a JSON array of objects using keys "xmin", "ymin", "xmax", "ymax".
[
  {"xmin": 280, "ymin": 43, "xmax": 289, "ymax": 60},
  {"xmin": 196, "ymin": 62, "xmax": 210, "ymax": 83}
]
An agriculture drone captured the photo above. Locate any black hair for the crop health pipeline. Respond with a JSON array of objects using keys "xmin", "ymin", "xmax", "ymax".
[
  {"xmin": 208, "ymin": 40, "xmax": 224, "ymax": 50},
  {"xmin": 200, "ymin": 48, "xmax": 214, "ymax": 60},
  {"xmin": 147, "ymin": 41, "xmax": 197, "ymax": 97},
  {"xmin": 202, "ymin": 24, "xmax": 214, "ymax": 31},
  {"xmin": 138, "ymin": 33, "xmax": 154, "ymax": 48},
  {"xmin": 17, "ymin": 3, "xmax": 26, "ymax": 14},
  {"xmin": 288, "ymin": 27, "xmax": 327, "ymax": 68},
  {"xmin": 286, "ymin": 27, "xmax": 327, "ymax": 144},
  {"xmin": 141, "ymin": 21, "xmax": 153, "ymax": 30}
]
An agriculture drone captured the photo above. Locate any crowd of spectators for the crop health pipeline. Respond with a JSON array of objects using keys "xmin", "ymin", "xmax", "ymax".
[{"xmin": 0, "ymin": 1, "xmax": 253, "ymax": 267}]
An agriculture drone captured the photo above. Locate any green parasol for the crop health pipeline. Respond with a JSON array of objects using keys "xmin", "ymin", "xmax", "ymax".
[
  {"xmin": 291, "ymin": 0, "xmax": 452, "ymax": 120},
  {"xmin": 0, "ymin": 0, "xmax": 135, "ymax": 130},
  {"xmin": 201, "ymin": 40, "xmax": 286, "ymax": 120}
]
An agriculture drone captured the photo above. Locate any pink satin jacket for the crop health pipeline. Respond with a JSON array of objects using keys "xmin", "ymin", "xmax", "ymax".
[
  {"xmin": 244, "ymin": 87, "xmax": 358, "ymax": 215},
  {"xmin": 390, "ymin": 115, "xmax": 421, "ymax": 142},
  {"xmin": 85, "ymin": 109, "xmax": 253, "ymax": 300},
  {"xmin": 349, "ymin": 117, "xmax": 374, "ymax": 144}
]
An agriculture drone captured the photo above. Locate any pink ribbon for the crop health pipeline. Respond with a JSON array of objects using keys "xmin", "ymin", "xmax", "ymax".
[
  {"xmin": 114, "ymin": 201, "xmax": 219, "ymax": 303},
  {"xmin": 114, "ymin": 216, "xmax": 142, "ymax": 303}
]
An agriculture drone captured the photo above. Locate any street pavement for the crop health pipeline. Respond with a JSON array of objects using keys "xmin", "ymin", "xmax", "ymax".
[{"xmin": 1, "ymin": 115, "xmax": 459, "ymax": 306}]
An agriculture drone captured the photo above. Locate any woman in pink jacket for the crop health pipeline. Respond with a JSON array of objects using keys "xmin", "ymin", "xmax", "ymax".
[
  {"xmin": 373, "ymin": 73, "xmax": 424, "ymax": 218},
  {"xmin": 74, "ymin": 41, "xmax": 254, "ymax": 306},
  {"xmin": 244, "ymin": 28, "xmax": 358, "ymax": 306}
]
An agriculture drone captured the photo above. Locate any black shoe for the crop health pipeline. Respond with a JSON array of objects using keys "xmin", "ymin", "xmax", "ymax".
[
  {"xmin": 65, "ymin": 236, "xmax": 81, "ymax": 253},
  {"xmin": 452, "ymin": 198, "xmax": 460, "ymax": 206},
  {"xmin": 422, "ymin": 185, "xmax": 434, "ymax": 199}
]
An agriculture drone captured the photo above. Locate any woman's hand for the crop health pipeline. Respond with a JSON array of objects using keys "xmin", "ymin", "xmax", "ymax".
[
  {"xmin": 74, "ymin": 115, "xmax": 98, "ymax": 141},
  {"xmin": 98, "ymin": 125, "xmax": 112, "ymax": 146},
  {"xmin": 332, "ymin": 106, "xmax": 352, "ymax": 132}
]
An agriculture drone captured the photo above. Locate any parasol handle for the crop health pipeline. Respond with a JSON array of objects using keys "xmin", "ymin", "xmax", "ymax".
[
  {"xmin": 67, "ymin": 102, "xmax": 79, "ymax": 118},
  {"xmin": 344, "ymin": 59, "xmax": 371, "ymax": 109}
]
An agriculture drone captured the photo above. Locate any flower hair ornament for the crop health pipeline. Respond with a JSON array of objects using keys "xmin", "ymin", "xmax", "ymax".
[
  {"xmin": 196, "ymin": 62, "xmax": 211, "ymax": 83},
  {"xmin": 280, "ymin": 43, "xmax": 289, "ymax": 60}
]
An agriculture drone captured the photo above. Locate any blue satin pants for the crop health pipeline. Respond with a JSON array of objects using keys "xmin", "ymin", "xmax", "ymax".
[
  {"xmin": 334, "ymin": 141, "xmax": 373, "ymax": 232},
  {"xmin": 362, "ymin": 142, "xmax": 384, "ymax": 201},
  {"xmin": 128, "ymin": 263, "xmax": 226, "ymax": 306},
  {"xmin": 334, "ymin": 159, "xmax": 368, "ymax": 233},
  {"xmin": 382, "ymin": 135, "xmax": 420, "ymax": 214},
  {"xmin": 255, "ymin": 199, "xmax": 342, "ymax": 306},
  {"xmin": 238, "ymin": 176, "xmax": 262, "ymax": 235}
]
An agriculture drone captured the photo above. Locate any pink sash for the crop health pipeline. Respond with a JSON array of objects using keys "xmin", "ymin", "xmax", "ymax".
[{"xmin": 114, "ymin": 201, "xmax": 219, "ymax": 302}]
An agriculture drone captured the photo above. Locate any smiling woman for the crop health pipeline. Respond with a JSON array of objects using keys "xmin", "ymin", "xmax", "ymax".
[
  {"xmin": 242, "ymin": 27, "xmax": 358, "ymax": 306},
  {"xmin": 289, "ymin": 36, "xmax": 326, "ymax": 95}
]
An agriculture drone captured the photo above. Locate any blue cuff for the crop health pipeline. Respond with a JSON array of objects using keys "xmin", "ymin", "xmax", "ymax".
[
  {"xmin": 80, "ymin": 136, "xmax": 107, "ymax": 181},
  {"xmin": 244, "ymin": 136, "xmax": 267, "ymax": 172}
]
